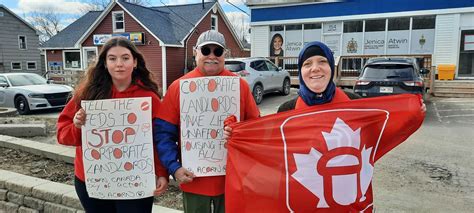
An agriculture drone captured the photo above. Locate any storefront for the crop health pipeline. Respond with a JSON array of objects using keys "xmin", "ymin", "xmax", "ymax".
[{"xmin": 247, "ymin": 0, "xmax": 474, "ymax": 79}]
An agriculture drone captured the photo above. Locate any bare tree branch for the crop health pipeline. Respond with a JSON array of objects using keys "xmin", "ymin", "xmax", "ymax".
[
  {"xmin": 79, "ymin": 0, "xmax": 152, "ymax": 14},
  {"xmin": 28, "ymin": 10, "xmax": 63, "ymax": 44}
]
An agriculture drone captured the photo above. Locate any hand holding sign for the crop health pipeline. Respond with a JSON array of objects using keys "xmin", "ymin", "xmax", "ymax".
[{"xmin": 175, "ymin": 167, "xmax": 196, "ymax": 184}]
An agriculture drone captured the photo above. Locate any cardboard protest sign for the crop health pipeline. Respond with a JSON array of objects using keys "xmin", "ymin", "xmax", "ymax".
[
  {"xmin": 180, "ymin": 76, "xmax": 240, "ymax": 177},
  {"xmin": 81, "ymin": 97, "xmax": 155, "ymax": 199}
]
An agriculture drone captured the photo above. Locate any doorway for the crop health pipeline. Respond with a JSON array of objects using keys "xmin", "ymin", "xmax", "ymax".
[{"xmin": 458, "ymin": 30, "xmax": 474, "ymax": 78}]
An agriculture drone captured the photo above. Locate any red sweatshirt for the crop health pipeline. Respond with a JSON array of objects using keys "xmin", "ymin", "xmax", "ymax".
[{"xmin": 57, "ymin": 83, "xmax": 168, "ymax": 182}]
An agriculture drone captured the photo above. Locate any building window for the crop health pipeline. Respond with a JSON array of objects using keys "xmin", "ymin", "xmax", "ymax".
[
  {"xmin": 211, "ymin": 14, "xmax": 218, "ymax": 31},
  {"xmin": 27, "ymin": 61, "xmax": 37, "ymax": 70},
  {"xmin": 11, "ymin": 62, "xmax": 22, "ymax": 70},
  {"xmin": 63, "ymin": 51, "xmax": 81, "ymax": 69},
  {"xmin": 19, "ymin": 36, "xmax": 27, "ymax": 50},
  {"xmin": 412, "ymin": 16, "xmax": 436, "ymax": 30},
  {"xmin": 344, "ymin": 20, "xmax": 363, "ymax": 33},
  {"xmin": 286, "ymin": 24, "xmax": 302, "ymax": 31},
  {"xmin": 365, "ymin": 19, "xmax": 386, "ymax": 32},
  {"xmin": 304, "ymin": 23, "xmax": 321, "ymax": 30},
  {"xmin": 112, "ymin": 11, "xmax": 125, "ymax": 32},
  {"xmin": 270, "ymin": 25, "xmax": 284, "ymax": 31},
  {"xmin": 0, "ymin": 12, "xmax": 4, "ymax": 17},
  {"xmin": 388, "ymin": 18, "xmax": 410, "ymax": 31}
]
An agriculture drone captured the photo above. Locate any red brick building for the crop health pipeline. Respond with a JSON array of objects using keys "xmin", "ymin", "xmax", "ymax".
[{"xmin": 41, "ymin": 0, "xmax": 249, "ymax": 94}]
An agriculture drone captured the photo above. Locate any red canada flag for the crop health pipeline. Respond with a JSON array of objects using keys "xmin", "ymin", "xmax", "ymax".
[{"xmin": 226, "ymin": 94, "xmax": 424, "ymax": 212}]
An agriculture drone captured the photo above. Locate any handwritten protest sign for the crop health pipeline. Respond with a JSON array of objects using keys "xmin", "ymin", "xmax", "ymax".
[
  {"xmin": 81, "ymin": 97, "xmax": 155, "ymax": 199},
  {"xmin": 180, "ymin": 76, "xmax": 240, "ymax": 177}
]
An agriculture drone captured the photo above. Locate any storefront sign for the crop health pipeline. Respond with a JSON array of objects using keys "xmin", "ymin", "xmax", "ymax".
[
  {"xmin": 112, "ymin": 33, "xmax": 130, "ymax": 40},
  {"xmin": 93, "ymin": 32, "xmax": 145, "ymax": 45},
  {"xmin": 270, "ymin": 31, "xmax": 284, "ymax": 57},
  {"xmin": 285, "ymin": 30, "xmax": 303, "ymax": 57},
  {"xmin": 324, "ymin": 35, "xmax": 341, "ymax": 57},
  {"xmin": 130, "ymin": 32, "xmax": 145, "ymax": 45},
  {"xmin": 342, "ymin": 33, "xmax": 363, "ymax": 55},
  {"xmin": 410, "ymin": 29, "xmax": 435, "ymax": 54},
  {"xmin": 364, "ymin": 32, "xmax": 385, "ymax": 55},
  {"xmin": 323, "ymin": 21, "xmax": 342, "ymax": 34},
  {"xmin": 386, "ymin": 30, "xmax": 410, "ymax": 55},
  {"xmin": 93, "ymin": 34, "xmax": 112, "ymax": 45}
]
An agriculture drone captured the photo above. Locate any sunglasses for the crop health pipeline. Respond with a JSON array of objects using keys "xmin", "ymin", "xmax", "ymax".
[{"xmin": 200, "ymin": 46, "xmax": 224, "ymax": 57}]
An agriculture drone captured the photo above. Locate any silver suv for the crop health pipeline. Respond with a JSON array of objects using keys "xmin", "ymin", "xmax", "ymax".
[{"xmin": 225, "ymin": 57, "xmax": 291, "ymax": 105}]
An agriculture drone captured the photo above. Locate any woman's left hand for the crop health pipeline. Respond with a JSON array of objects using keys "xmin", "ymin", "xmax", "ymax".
[{"xmin": 153, "ymin": 176, "xmax": 168, "ymax": 196}]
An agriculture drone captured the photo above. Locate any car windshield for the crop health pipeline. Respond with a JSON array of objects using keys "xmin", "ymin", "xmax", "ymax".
[
  {"xmin": 7, "ymin": 74, "xmax": 47, "ymax": 86},
  {"xmin": 362, "ymin": 64, "xmax": 414, "ymax": 79},
  {"xmin": 225, "ymin": 61, "xmax": 245, "ymax": 72}
]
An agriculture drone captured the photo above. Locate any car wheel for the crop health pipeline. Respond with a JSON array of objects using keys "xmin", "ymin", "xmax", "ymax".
[
  {"xmin": 15, "ymin": 95, "xmax": 30, "ymax": 115},
  {"xmin": 253, "ymin": 84, "xmax": 263, "ymax": 105},
  {"xmin": 281, "ymin": 78, "xmax": 290, "ymax": 95}
]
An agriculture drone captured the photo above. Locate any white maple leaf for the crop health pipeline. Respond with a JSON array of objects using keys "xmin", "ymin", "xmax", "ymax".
[{"xmin": 291, "ymin": 118, "xmax": 374, "ymax": 208}]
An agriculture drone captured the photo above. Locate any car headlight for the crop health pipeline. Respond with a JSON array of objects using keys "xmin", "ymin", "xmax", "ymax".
[{"xmin": 28, "ymin": 93, "xmax": 45, "ymax": 98}]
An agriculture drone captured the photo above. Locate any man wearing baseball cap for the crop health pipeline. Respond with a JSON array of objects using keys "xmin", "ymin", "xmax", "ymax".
[{"xmin": 154, "ymin": 30, "xmax": 260, "ymax": 212}]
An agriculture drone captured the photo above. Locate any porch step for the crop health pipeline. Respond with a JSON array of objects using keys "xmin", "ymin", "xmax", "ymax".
[{"xmin": 433, "ymin": 80, "xmax": 474, "ymax": 98}]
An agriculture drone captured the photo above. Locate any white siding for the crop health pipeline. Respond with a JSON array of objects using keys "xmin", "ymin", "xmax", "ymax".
[
  {"xmin": 433, "ymin": 14, "xmax": 461, "ymax": 68},
  {"xmin": 251, "ymin": 26, "xmax": 269, "ymax": 57},
  {"xmin": 460, "ymin": 13, "xmax": 474, "ymax": 29}
]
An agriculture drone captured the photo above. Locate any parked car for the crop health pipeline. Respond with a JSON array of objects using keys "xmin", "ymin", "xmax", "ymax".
[
  {"xmin": 225, "ymin": 57, "xmax": 291, "ymax": 104},
  {"xmin": 353, "ymin": 57, "xmax": 430, "ymax": 97},
  {"xmin": 0, "ymin": 73, "xmax": 73, "ymax": 115}
]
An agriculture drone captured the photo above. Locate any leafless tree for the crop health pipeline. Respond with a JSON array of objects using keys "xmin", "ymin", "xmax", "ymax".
[
  {"xmin": 226, "ymin": 12, "xmax": 250, "ymax": 45},
  {"xmin": 27, "ymin": 10, "xmax": 63, "ymax": 44},
  {"xmin": 80, "ymin": 0, "xmax": 152, "ymax": 12}
]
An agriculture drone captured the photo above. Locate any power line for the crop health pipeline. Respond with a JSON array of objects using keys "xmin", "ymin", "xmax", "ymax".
[{"xmin": 226, "ymin": 0, "xmax": 249, "ymax": 16}]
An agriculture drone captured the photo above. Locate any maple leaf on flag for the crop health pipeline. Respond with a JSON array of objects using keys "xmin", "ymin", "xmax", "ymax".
[{"xmin": 292, "ymin": 118, "xmax": 374, "ymax": 208}]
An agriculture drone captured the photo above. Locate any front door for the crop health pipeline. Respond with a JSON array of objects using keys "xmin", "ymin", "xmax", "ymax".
[
  {"xmin": 458, "ymin": 30, "xmax": 474, "ymax": 78},
  {"xmin": 82, "ymin": 47, "xmax": 98, "ymax": 70}
]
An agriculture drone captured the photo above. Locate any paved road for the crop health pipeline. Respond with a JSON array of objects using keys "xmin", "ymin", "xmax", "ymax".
[{"xmin": 373, "ymin": 97, "xmax": 474, "ymax": 212}]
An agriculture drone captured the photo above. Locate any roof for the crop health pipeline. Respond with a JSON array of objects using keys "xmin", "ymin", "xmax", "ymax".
[
  {"xmin": 42, "ymin": 1, "xmax": 216, "ymax": 48},
  {"xmin": 42, "ymin": 11, "xmax": 101, "ymax": 48},
  {"xmin": 0, "ymin": 4, "xmax": 38, "ymax": 34},
  {"xmin": 146, "ymin": 2, "xmax": 216, "ymax": 45}
]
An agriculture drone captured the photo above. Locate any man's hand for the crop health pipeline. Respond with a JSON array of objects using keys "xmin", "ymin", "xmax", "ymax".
[
  {"xmin": 174, "ymin": 167, "xmax": 195, "ymax": 184},
  {"xmin": 223, "ymin": 115, "xmax": 237, "ymax": 140},
  {"xmin": 153, "ymin": 176, "xmax": 168, "ymax": 196},
  {"xmin": 223, "ymin": 126, "xmax": 233, "ymax": 140}
]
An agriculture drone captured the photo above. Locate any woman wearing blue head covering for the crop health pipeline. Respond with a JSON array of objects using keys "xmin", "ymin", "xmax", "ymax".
[{"xmin": 278, "ymin": 41, "xmax": 353, "ymax": 112}]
